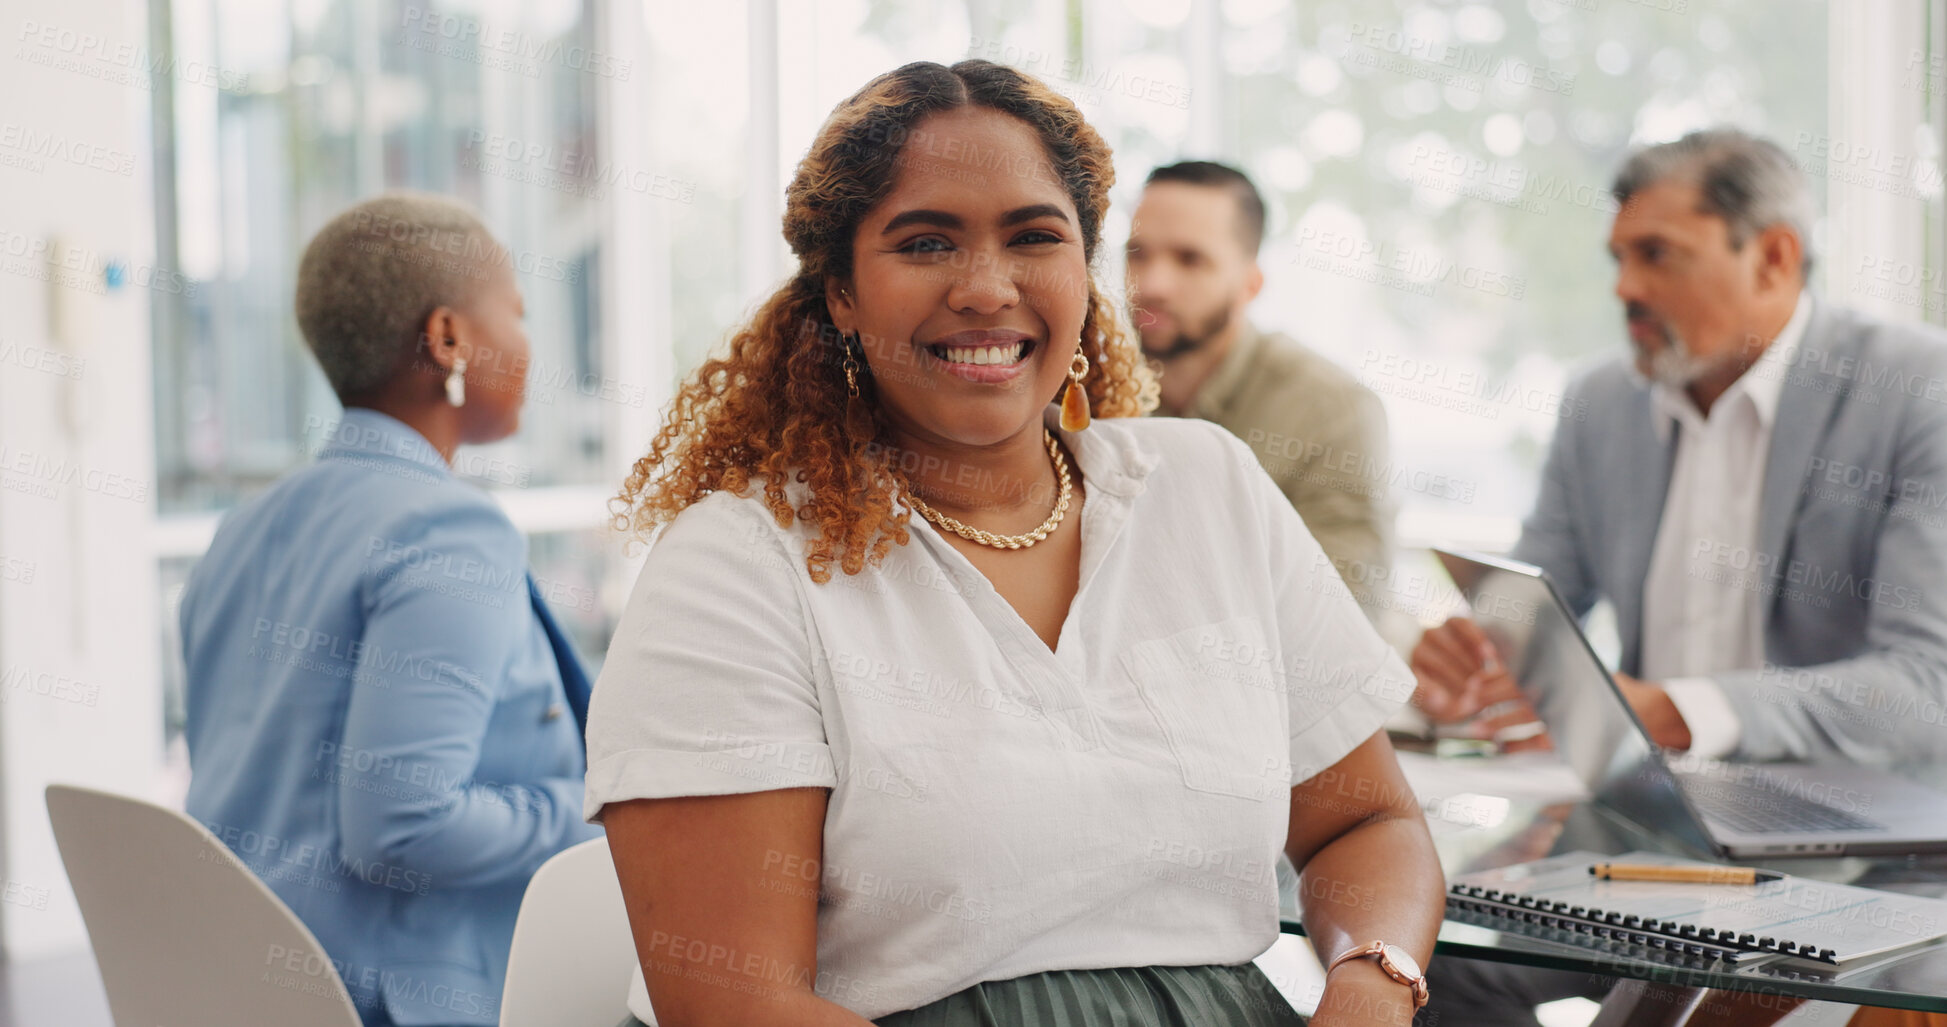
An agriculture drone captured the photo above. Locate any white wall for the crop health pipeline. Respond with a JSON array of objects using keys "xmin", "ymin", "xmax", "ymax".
[
  {"xmin": 1825, "ymin": 0, "xmax": 1931, "ymax": 325},
  {"xmin": 0, "ymin": 0, "xmax": 165, "ymax": 959}
]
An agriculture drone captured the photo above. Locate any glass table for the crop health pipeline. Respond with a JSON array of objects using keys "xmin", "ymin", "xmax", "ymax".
[{"xmin": 1280, "ymin": 756, "xmax": 1947, "ymax": 1017}]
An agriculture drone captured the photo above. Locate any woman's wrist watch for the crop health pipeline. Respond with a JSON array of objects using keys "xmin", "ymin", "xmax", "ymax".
[{"xmin": 1326, "ymin": 940, "xmax": 1430, "ymax": 1009}]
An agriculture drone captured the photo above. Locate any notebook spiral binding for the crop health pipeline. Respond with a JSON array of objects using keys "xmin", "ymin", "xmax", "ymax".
[
  {"xmin": 1442, "ymin": 902, "xmax": 1738, "ymax": 973},
  {"xmin": 1446, "ymin": 882, "xmax": 1840, "ymax": 965}
]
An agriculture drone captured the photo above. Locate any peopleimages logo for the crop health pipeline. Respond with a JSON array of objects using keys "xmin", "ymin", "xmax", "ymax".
[
  {"xmin": 0, "ymin": 228, "xmax": 197, "ymax": 298},
  {"xmin": 1690, "ymin": 539, "xmax": 1922, "ymax": 611},
  {"xmin": 14, "ymin": 18, "xmax": 251, "ymax": 91},
  {"xmin": 0, "ymin": 122, "xmax": 137, "ymax": 175},
  {"xmin": 0, "ymin": 442, "xmax": 151, "ymax": 502},
  {"xmin": 1356, "ymin": 349, "xmax": 1588, "ymax": 422},
  {"xmin": 1342, "ymin": 23, "xmax": 1576, "ymax": 95},
  {"xmin": 462, "ymin": 131, "xmax": 693, "ymax": 203},
  {"xmin": 1294, "ymin": 229, "xmax": 1528, "ymax": 300},
  {"xmin": 398, "ymin": 6, "xmax": 633, "ymax": 80},
  {"xmin": 0, "ymin": 338, "xmax": 85, "ymax": 379},
  {"xmin": 1405, "ymin": 143, "xmax": 1620, "ymax": 216},
  {"xmin": 964, "ymin": 38, "xmax": 1193, "ymax": 110},
  {"xmin": 347, "ymin": 208, "xmax": 582, "ymax": 284},
  {"xmin": 204, "ymin": 822, "xmax": 434, "ymax": 895}
]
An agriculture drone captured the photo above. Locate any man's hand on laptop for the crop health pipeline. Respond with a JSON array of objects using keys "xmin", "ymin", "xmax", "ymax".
[
  {"xmin": 1411, "ymin": 617, "xmax": 1487, "ymax": 720},
  {"xmin": 1413, "ymin": 619, "xmax": 1695, "ymax": 753},
  {"xmin": 1610, "ymin": 672, "xmax": 1694, "ymax": 751},
  {"xmin": 1410, "ymin": 617, "xmax": 1552, "ymax": 752}
]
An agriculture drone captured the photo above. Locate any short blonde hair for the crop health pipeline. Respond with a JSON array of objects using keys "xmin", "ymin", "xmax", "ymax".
[{"xmin": 294, "ymin": 192, "xmax": 505, "ymax": 398}]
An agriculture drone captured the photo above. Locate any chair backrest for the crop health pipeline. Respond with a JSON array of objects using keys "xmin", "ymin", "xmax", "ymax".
[
  {"xmin": 501, "ymin": 835, "xmax": 652, "ymax": 1026},
  {"xmin": 44, "ymin": 783, "xmax": 363, "ymax": 1027}
]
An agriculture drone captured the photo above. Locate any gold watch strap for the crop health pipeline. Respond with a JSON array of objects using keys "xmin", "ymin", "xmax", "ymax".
[{"xmin": 1326, "ymin": 941, "xmax": 1430, "ymax": 1010}]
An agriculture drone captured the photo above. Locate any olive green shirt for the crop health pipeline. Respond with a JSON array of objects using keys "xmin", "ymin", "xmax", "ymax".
[{"xmin": 1160, "ymin": 322, "xmax": 1394, "ymax": 605}]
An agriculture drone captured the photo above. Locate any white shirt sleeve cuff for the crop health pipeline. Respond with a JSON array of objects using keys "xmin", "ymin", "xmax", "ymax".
[{"xmin": 1659, "ymin": 676, "xmax": 1743, "ymax": 760}]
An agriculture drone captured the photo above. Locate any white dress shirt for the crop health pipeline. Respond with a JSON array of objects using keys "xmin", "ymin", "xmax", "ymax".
[
  {"xmin": 583, "ymin": 409, "xmax": 1412, "ymax": 1020},
  {"xmin": 1641, "ymin": 294, "xmax": 1813, "ymax": 758}
]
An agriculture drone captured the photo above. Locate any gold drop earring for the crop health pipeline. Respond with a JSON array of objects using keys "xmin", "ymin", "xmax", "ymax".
[
  {"xmin": 836, "ymin": 288, "xmax": 863, "ymax": 399},
  {"xmin": 843, "ymin": 333, "xmax": 862, "ymax": 397},
  {"xmin": 1061, "ymin": 345, "xmax": 1091, "ymax": 431}
]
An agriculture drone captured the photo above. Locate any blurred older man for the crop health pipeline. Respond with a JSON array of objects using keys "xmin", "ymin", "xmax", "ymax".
[
  {"xmin": 1415, "ymin": 128, "xmax": 1947, "ymax": 768},
  {"xmin": 1413, "ymin": 129, "xmax": 1947, "ymax": 1027}
]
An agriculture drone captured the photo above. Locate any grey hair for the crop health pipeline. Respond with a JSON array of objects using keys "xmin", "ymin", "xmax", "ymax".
[
  {"xmin": 1611, "ymin": 128, "xmax": 1816, "ymax": 276},
  {"xmin": 294, "ymin": 192, "xmax": 506, "ymax": 398}
]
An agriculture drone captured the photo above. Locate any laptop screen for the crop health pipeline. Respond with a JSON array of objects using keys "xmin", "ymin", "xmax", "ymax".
[{"xmin": 1433, "ymin": 549, "xmax": 1718, "ymax": 857}]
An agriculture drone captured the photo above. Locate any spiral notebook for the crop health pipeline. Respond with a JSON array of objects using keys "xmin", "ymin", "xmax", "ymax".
[{"xmin": 1447, "ymin": 851, "xmax": 1947, "ymax": 966}]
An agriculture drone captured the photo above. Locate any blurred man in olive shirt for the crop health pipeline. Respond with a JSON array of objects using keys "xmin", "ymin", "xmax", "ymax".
[{"xmin": 1127, "ymin": 161, "xmax": 1395, "ymax": 608}]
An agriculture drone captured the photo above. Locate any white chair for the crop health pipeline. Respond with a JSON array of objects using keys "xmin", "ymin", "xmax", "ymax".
[
  {"xmin": 501, "ymin": 835, "xmax": 653, "ymax": 1026},
  {"xmin": 44, "ymin": 783, "xmax": 362, "ymax": 1027}
]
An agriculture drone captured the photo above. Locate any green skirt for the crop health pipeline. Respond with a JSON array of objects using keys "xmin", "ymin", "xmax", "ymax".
[{"xmin": 619, "ymin": 963, "xmax": 1306, "ymax": 1026}]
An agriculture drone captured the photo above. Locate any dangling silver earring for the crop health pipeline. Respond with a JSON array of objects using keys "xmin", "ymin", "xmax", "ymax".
[{"xmin": 445, "ymin": 356, "xmax": 467, "ymax": 407}]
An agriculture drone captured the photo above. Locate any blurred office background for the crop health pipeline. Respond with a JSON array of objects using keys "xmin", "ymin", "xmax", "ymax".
[{"xmin": 1, "ymin": 0, "xmax": 1942, "ymax": 1020}]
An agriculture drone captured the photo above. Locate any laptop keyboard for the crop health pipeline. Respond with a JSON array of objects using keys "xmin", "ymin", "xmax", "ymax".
[{"xmin": 1686, "ymin": 785, "xmax": 1886, "ymax": 835}]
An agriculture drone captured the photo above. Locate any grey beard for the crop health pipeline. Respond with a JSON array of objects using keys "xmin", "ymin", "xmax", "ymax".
[{"xmin": 1643, "ymin": 328, "xmax": 1710, "ymax": 391}]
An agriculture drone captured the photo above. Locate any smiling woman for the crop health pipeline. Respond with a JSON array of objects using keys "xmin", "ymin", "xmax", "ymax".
[
  {"xmin": 613, "ymin": 60, "xmax": 1155, "ymax": 585},
  {"xmin": 590, "ymin": 60, "xmax": 1444, "ymax": 1027}
]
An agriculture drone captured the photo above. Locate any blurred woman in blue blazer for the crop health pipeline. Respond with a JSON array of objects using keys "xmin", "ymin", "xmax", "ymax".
[{"xmin": 180, "ymin": 193, "xmax": 601, "ymax": 1027}]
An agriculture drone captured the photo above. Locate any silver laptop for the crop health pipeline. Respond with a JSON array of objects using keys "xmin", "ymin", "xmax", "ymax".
[{"xmin": 1433, "ymin": 548, "xmax": 1947, "ymax": 858}]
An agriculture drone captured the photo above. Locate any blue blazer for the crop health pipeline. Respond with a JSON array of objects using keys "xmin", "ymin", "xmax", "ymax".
[
  {"xmin": 181, "ymin": 409, "xmax": 601, "ymax": 1026},
  {"xmin": 1512, "ymin": 301, "xmax": 1947, "ymax": 770}
]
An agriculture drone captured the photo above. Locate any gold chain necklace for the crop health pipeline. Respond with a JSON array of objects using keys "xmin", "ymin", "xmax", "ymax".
[{"xmin": 906, "ymin": 430, "xmax": 1072, "ymax": 550}]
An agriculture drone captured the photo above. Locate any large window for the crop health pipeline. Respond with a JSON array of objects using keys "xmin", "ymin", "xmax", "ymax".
[
  {"xmin": 151, "ymin": 0, "xmax": 612, "ymax": 515},
  {"xmin": 645, "ymin": 1, "xmax": 750, "ymax": 375},
  {"xmin": 152, "ymin": 0, "xmax": 1941, "ymax": 739},
  {"xmin": 717, "ymin": 0, "xmax": 1842, "ymax": 549},
  {"xmin": 148, "ymin": 0, "xmax": 636, "ymax": 743},
  {"xmin": 1227, "ymin": 0, "xmax": 1830, "ymax": 546}
]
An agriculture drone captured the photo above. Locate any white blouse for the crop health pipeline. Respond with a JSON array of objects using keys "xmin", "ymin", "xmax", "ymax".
[{"xmin": 585, "ymin": 409, "xmax": 1413, "ymax": 1021}]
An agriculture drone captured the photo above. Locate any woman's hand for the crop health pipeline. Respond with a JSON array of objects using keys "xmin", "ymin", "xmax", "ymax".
[
  {"xmin": 1287, "ymin": 730, "xmax": 1444, "ymax": 1024},
  {"xmin": 1310, "ymin": 959, "xmax": 1420, "ymax": 1027}
]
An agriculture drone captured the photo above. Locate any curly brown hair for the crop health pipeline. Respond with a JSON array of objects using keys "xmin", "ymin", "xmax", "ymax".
[{"xmin": 613, "ymin": 60, "xmax": 1159, "ymax": 583}]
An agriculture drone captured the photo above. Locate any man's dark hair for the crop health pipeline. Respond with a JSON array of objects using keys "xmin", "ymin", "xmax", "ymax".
[{"xmin": 1145, "ymin": 160, "xmax": 1266, "ymax": 256}]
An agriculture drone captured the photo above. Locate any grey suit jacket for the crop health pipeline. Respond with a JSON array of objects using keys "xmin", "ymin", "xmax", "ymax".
[{"xmin": 1511, "ymin": 301, "xmax": 1947, "ymax": 769}]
